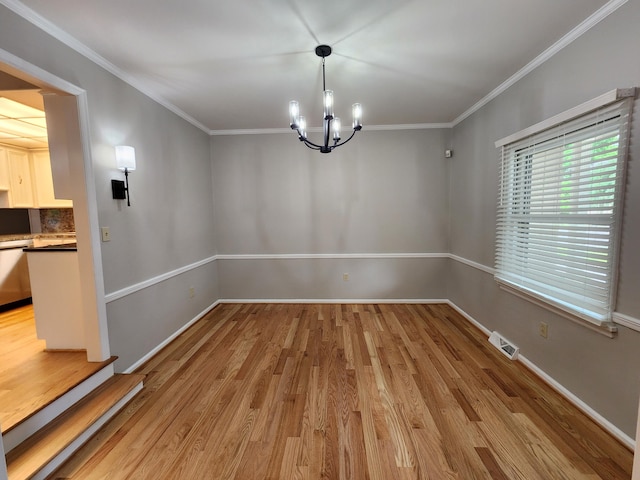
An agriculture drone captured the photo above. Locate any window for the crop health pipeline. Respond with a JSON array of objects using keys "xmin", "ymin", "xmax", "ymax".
[{"xmin": 495, "ymin": 90, "xmax": 634, "ymax": 328}]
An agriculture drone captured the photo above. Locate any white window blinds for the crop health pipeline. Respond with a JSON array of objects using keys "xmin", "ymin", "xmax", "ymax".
[{"xmin": 495, "ymin": 91, "xmax": 634, "ymax": 325}]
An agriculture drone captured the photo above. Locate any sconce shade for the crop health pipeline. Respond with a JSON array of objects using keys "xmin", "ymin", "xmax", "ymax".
[{"xmin": 115, "ymin": 145, "xmax": 136, "ymax": 171}]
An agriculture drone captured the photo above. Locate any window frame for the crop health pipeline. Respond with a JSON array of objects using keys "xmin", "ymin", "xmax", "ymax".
[{"xmin": 494, "ymin": 89, "xmax": 635, "ymax": 336}]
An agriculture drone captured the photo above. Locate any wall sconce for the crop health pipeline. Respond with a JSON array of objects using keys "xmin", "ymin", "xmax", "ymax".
[{"xmin": 111, "ymin": 145, "xmax": 136, "ymax": 206}]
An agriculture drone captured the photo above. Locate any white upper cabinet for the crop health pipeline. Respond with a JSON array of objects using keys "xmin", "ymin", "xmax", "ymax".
[
  {"xmin": 31, "ymin": 149, "xmax": 72, "ymax": 208},
  {"xmin": 0, "ymin": 144, "xmax": 72, "ymax": 208},
  {"xmin": 6, "ymin": 147, "xmax": 34, "ymax": 208},
  {"xmin": 0, "ymin": 146, "xmax": 9, "ymax": 190}
]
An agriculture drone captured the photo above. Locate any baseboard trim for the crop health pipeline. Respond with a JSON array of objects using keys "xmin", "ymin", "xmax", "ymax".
[
  {"xmin": 445, "ymin": 300, "xmax": 492, "ymax": 336},
  {"xmin": 120, "ymin": 295, "xmax": 636, "ymax": 450},
  {"xmin": 517, "ymin": 354, "xmax": 635, "ymax": 451},
  {"xmin": 216, "ymin": 253, "xmax": 448, "ymax": 260},
  {"xmin": 122, "ymin": 300, "xmax": 220, "ymax": 374},
  {"xmin": 447, "ymin": 300, "xmax": 635, "ymax": 451},
  {"xmin": 218, "ymin": 298, "xmax": 448, "ymax": 304}
]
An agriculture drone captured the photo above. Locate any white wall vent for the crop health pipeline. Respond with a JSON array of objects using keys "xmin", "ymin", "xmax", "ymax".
[{"xmin": 488, "ymin": 331, "xmax": 519, "ymax": 360}]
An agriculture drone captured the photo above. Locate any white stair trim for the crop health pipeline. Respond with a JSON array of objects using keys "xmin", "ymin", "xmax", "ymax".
[
  {"xmin": 2, "ymin": 363, "xmax": 114, "ymax": 453},
  {"xmin": 27, "ymin": 380, "xmax": 143, "ymax": 480}
]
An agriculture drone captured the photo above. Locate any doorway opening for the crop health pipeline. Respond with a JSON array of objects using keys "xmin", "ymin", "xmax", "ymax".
[{"xmin": 0, "ymin": 53, "xmax": 110, "ymax": 362}]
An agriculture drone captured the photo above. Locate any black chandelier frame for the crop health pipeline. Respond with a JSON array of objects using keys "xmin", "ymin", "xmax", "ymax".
[{"xmin": 289, "ymin": 45, "xmax": 362, "ymax": 154}]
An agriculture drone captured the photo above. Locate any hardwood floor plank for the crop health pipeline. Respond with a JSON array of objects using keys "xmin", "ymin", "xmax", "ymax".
[
  {"xmin": 344, "ymin": 410, "xmax": 370, "ymax": 480},
  {"xmin": 50, "ymin": 303, "xmax": 633, "ymax": 479},
  {"xmin": 235, "ymin": 441, "xmax": 272, "ymax": 480},
  {"xmin": 475, "ymin": 446, "xmax": 511, "ymax": 480}
]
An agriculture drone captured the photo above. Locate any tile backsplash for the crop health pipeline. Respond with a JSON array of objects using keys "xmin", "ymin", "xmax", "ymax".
[{"xmin": 40, "ymin": 208, "xmax": 75, "ymax": 233}]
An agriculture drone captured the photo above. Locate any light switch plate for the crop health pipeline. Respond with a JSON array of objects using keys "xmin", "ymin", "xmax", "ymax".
[{"xmin": 101, "ymin": 227, "xmax": 111, "ymax": 242}]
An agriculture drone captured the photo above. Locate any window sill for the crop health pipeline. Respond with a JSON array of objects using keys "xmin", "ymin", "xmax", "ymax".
[{"xmin": 496, "ymin": 280, "xmax": 618, "ymax": 338}]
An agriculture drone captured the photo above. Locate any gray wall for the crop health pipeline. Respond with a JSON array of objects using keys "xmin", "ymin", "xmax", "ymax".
[
  {"xmin": 449, "ymin": 0, "xmax": 640, "ymax": 437},
  {"xmin": 2, "ymin": 0, "xmax": 639, "ymax": 442},
  {"xmin": 213, "ymin": 129, "xmax": 450, "ymax": 254},
  {"xmin": 211, "ymin": 129, "xmax": 451, "ymax": 300},
  {"xmin": 0, "ymin": 5, "xmax": 219, "ymax": 372}
]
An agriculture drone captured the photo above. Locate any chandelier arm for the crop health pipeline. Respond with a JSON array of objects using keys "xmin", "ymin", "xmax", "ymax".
[
  {"xmin": 294, "ymin": 127, "xmax": 321, "ymax": 149},
  {"xmin": 298, "ymin": 135, "xmax": 323, "ymax": 150},
  {"xmin": 331, "ymin": 129, "xmax": 358, "ymax": 149}
]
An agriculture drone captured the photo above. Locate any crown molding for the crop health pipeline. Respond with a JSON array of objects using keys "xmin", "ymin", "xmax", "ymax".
[
  {"xmin": 451, "ymin": 0, "xmax": 629, "ymax": 126},
  {"xmin": 1, "ymin": 0, "xmax": 628, "ymax": 135},
  {"xmin": 209, "ymin": 123, "xmax": 453, "ymax": 136},
  {"xmin": 356, "ymin": 123, "xmax": 454, "ymax": 131},
  {"xmin": 211, "ymin": 0, "xmax": 629, "ymax": 135},
  {"xmin": 0, "ymin": 0, "xmax": 210, "ymax": 134}
]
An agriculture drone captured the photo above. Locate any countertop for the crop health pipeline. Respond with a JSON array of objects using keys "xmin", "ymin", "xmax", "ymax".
[
  {"xmin": 24, "ymin": 243, "xmax": 77, "ymax": 252},
  {"xmin": 0, "ymin": 233, "xmax": 76, "ymax": 243}
]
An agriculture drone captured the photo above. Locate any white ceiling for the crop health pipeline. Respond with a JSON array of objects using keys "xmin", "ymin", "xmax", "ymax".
[
  {"xmin": 0, "ymin": 96, "xmax": 48, "ymax": 148},
  {"xmin": 5, "ymin": 0, "xmax": 615, "ymax": 133}
]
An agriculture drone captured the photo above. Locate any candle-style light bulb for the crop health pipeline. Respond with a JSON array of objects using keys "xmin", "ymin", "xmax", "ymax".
[
  {"xmin": 332, "ymin": 117, "xmax": 341, "ymax": 141},
  {"xmin": 323, "ymin": 90, "xmax": 334, "ymax": 119},
  {"xmin": 352, "ymin": 103, "xmax": 362, "ymax": 130},
  {"xmin": 289, "ymin": 100, "xmax": 300, "ymax": 128},
  {"xmin": 298, "ymin": 116, "xmax": 307, "ymax": 139}
]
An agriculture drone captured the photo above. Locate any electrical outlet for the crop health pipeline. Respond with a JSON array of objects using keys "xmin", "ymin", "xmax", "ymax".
[
  {"xmin": 539, "ymin": 322, "xmax": 548, "ymax": 338},
  {"xmin": 101, "ymin": 227, "xmax": 110, "ymax": 242},
  {"xmin": 342, "ymin": 273, "xmax": 349, "ymax": 282},
  {"xmin": 189, "ymin": 286, "xmax": 195, "ymax": 298}
]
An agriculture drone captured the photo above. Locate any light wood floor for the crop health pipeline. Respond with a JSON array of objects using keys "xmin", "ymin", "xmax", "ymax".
[
  {"xmin": 0, "ymin": 305, "xmax": 113, "ymax": 434},
  {"xmin": 53, "ymin": 303, "xmax": 632, "ymax": 479}
]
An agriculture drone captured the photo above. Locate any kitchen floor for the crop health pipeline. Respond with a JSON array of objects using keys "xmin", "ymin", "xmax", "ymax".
[{"xmin": 0, "ymin": 304, "xmax": 106, "ymax": 433}]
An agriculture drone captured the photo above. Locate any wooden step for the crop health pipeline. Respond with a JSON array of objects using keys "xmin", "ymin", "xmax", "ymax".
[
  {"xmin": 2, "ymin": 358, "xmax": 118, "ymax": 454},
  {"xmin": 5, "ymin": 373, "xmax": 144, "ymax": 480},
  {"xmin": 1, "ymin": 355, "xmax": 118, "ymax": 436}
]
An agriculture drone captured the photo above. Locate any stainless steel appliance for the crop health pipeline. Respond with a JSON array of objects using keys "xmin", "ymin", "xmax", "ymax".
[{"xmin": 0, "ymin": 239, "xmax": 33, "ymax": 307}]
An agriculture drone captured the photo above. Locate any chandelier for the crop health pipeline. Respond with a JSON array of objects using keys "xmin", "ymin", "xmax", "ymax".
[{"xmin": 289, "ymin": 45, "xmax": 362, "ymax": 153}]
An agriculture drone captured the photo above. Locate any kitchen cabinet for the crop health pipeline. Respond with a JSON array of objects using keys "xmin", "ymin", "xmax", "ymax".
[
  {"xmin": 7, "ymin": 147, "xmax": 34, "ymax": 208},
  {"xmin": 0, "ymin": 146, "xmax": 9, "ymax": 190},
  {"xmin": 31, "ymin": 150, "xmax": 72, "ymax": 208},
  {"xmin": 25, "ymin": 245, "xmax": 84, "ymax": 350},
  {"xmin": 0, "ymin": 239, "xmax": 32, "ymax": 307},
  {"xmin": 0, "ymin": 145, "xmax": 72, "ymax": 208}
]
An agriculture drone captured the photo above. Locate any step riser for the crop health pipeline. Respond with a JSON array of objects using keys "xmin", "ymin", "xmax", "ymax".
[
  {"xmin": 6, "ymin": 374, "xmax": 145, "ymax": 480},
  {"xmin": 1, "ymin": 435, "xmax": 6, "ymax": 480},
  {"xmin": 3, "ymin": 364, "xmax": 114, "ymax": 453},
  {"xmin": 28, "ymin": 382, "xmax": 143, "ymax": 480}
]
